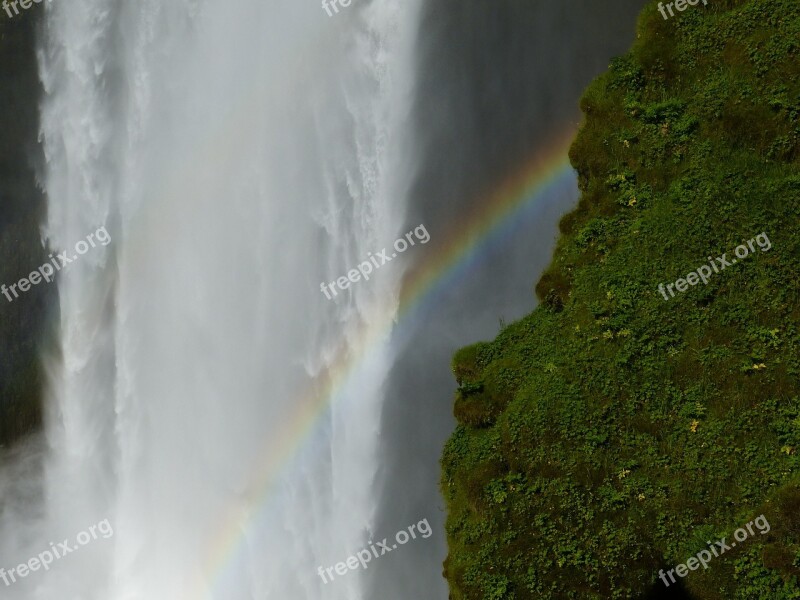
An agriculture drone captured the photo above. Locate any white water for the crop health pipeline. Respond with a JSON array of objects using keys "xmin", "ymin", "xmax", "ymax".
[{"xmin": 0, "ymin": 0, "xmax": 421, "ymax": 598}]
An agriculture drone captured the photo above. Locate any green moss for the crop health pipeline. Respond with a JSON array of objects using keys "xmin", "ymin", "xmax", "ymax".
[{"xmin": 441, "ymin": 1, "xmax": 800, "ymax": 598}]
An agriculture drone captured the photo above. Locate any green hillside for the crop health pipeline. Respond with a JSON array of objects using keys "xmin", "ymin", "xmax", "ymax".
[{"xmin": 441, "ymin": 1, "xmax": 800, "ymax": 598}]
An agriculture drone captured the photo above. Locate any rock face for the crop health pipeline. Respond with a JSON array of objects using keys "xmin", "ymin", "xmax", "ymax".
[
  {"xmin": 441, "ymin": 1, "xmax": 800, "ymax": 598},
  {"xmin": 0, "ymin": 9, "xmax": 51, "ymax": 446}
]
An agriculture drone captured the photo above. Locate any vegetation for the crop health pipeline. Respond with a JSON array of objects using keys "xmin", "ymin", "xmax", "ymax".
[{"xmin": 441, "ymin": 0, "xmax": 800, "ymax": 598}]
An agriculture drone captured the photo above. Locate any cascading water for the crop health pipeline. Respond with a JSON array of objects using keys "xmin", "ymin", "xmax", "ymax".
[{"xmin": 0, "ymin": 0, "xmax": 421, "ymax": 598}]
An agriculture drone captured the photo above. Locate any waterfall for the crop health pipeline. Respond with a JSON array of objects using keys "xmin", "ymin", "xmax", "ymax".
[{"xmin": 0, "ymin": 0, "xmax": 421, "ymax": 598}]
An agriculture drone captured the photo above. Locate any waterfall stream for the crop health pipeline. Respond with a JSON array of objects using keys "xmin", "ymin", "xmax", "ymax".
[{"xmin": 0, "ymin": 1, "xmax": 420, "ymax": 598}]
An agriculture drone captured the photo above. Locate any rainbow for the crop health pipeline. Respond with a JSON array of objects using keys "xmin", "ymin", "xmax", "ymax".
[{"xmin": 198, "ymin": 126, "xmax": 578, "ymax": 597}]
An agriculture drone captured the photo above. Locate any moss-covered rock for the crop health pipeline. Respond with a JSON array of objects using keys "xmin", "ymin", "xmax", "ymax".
[{"xmin": 442, "ymin": 1, "xmax": 800, "ymax": 598}]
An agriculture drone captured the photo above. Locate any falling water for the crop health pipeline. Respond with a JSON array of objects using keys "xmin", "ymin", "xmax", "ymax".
[{"xmin": 0, "ymin": 0, "xmax": 421, "ymax": 598}]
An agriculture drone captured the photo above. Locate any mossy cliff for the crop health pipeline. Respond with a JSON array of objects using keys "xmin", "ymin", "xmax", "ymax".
[{"xmin": 441, "ymin": 1, "xmax": 800, "ymax": 598}]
